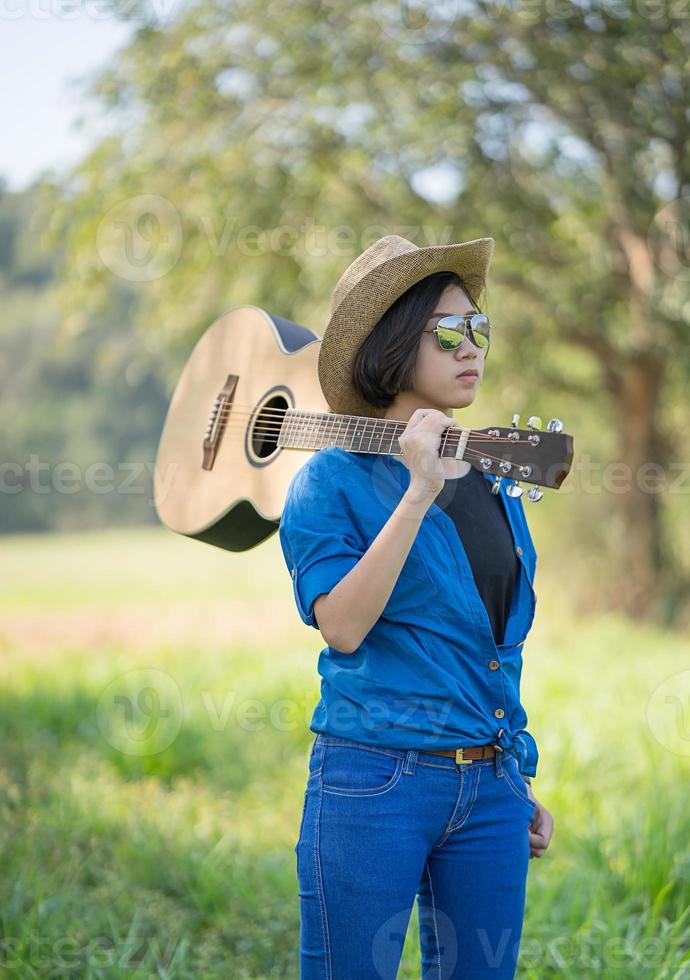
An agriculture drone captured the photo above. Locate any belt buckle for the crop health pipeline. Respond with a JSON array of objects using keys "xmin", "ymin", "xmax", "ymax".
[{"xmin": 455, "ymin": 748, "xmax": 473, "ymax": 764}]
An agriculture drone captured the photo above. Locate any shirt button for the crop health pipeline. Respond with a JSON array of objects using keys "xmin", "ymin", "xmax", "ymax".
[
  {"xmin": 516, "ymin": 546, "xmax": 523, "ymax": 556},
  {"xmin": 494, "ymin": 708, "xmax": 505, "ymax": 718},
  {"xmin": 489, "ymin": 660, "xmax": 500, "ymax": 670},
  {"xmin": 291, "ymin": 567, "xmax": 296, "ymax": 578}
]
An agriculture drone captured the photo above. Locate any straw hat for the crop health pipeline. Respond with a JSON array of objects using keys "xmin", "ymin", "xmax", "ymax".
[{"xmin": 318, "ymin": 234, "xmax": 495, "ymax": 418}]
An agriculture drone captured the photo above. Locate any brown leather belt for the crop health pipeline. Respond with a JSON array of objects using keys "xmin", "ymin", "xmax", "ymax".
[{"xmin": 418, "ymin": 743, "xmax": 500, "ymax": 765}]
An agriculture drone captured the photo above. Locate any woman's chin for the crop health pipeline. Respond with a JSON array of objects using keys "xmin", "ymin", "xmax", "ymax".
[{"xmin": 448, "ymin": 391, "xmax": 477, "ymax": 410}]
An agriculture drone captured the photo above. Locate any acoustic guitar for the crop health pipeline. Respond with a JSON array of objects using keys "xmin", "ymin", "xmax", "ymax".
[{"xmin": 153, "ymin": 305, "xmax": 574, "ymax": 552}]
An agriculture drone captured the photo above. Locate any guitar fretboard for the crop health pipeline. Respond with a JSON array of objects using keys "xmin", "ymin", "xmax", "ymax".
[{"xmin": 277, "ymin": 409, "xmax": 460, "ymax": 456}]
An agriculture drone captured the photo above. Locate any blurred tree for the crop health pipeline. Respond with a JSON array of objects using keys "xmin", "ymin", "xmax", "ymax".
[
  {"xmin": 42, "ymin": 0, "xmax": 690, "ymax": 621},
  {"xmin": 0, "ymin": 184, "xmax": 170, "ymax": 532}
]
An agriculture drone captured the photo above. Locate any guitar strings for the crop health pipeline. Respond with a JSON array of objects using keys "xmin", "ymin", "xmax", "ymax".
[
  {"xmin": 199, "ymin": 403, "xmax": 520, "ymax": 445},
  {"xmin": 197, "ymin": 411, "xmax": 527, "ymax": 468},
  {"xmin": 204, "ymin": 402, "xmax": 513, "ymax": 437},
  {"xmin": 204, "ymin": 417, "xmax": 523, "ymax": 458},
  {"xmin": 189, "ymin": 408, "xmax": 532, "ymax": 471}
]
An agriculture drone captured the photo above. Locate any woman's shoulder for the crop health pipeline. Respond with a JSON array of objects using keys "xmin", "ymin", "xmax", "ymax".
[
  {"xmin": 298, "ymin": 446, "xmax": 353, "ymax": 479},
  {"xmin": 286, "ymin": 447, "xmax": 359, "ymax": 499}
]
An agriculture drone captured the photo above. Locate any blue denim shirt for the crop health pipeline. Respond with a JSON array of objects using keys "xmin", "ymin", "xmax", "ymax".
[{"xmin": 278, "ymin": 446, "xmax": 540, "ymax": 777}]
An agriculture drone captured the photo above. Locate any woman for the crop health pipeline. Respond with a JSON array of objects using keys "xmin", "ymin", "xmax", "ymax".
[{"xmin": 279, "ymin": 235, "xmax": 554, "ymax": 980}]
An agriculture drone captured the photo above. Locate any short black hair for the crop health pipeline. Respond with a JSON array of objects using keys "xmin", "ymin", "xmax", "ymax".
[{"xmin": 352, "ymin": 270, "xmax": 486, "ymax": 410}]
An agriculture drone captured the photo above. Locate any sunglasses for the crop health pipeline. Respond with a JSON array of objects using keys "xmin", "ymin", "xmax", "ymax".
[{"xmin": 422, "ymin": 313, "xmax": 491, "ymax": 356}]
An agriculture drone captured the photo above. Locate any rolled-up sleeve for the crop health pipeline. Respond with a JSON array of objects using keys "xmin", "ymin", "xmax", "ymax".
[{"xmin": 279, "ymin": 459, "xmax": 366, "ymax": 630}]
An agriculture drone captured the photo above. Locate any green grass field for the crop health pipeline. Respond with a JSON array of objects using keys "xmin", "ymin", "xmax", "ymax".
[{"xmin": 2, "ymin": 526, "xmax": 689, "ymax": 978}]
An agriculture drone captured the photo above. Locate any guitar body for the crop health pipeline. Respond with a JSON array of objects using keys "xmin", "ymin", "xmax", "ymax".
[{"xmin": 153, "ymin": 305, "xmax": 329, "ymax": 552}]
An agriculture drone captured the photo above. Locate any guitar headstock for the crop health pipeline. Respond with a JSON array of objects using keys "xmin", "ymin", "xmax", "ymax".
[{"xmin": 464, "ymin": 415, "xmax": 574, "ymax": 501}]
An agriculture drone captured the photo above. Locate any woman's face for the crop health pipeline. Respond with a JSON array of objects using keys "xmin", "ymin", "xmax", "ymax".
[{"xmin": 386, "ymin": 283, "xmax": 485, "ymax": 419}]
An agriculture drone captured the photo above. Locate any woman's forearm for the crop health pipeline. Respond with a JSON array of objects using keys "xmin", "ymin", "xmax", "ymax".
[{"xmin": 313, "ymin": 488, "xmax": 435, "ymax": 653}]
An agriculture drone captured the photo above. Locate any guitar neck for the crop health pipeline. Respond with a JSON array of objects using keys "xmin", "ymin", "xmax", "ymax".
[
  {"xmin": 275, "ymin": 409, "xmax": 574, "ymax": 491},
  {"xmin": 277, "ymin": 409, "xmax": 460, "ymax": 457}
]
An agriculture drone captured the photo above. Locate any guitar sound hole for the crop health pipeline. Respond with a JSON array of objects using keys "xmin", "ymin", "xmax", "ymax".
[{"xmin": 251, "ymin": 395, "xmax": 289, "ymax": 458}]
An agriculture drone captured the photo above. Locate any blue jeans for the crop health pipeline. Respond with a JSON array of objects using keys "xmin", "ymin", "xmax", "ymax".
[{"xmin": 294, "ymin": 733, "xmax": 537, "ymax": 979}]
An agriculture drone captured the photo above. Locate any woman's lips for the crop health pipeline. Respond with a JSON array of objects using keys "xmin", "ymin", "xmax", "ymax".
[{"xmin": 456, "ymin": 372, "xmax": 478, "ymax": 380}]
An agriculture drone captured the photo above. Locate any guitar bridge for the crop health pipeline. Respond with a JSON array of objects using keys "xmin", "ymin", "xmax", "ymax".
[{"xmin": 202, "ymin": 374, "xmax": 238, "ymax": 470}]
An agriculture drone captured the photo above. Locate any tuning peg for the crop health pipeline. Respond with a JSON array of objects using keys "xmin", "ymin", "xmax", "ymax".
[
  {"xmin": 546, "ymin": 418, "xmax": 563, "ymax": 432},
  {"xmin": 491, "ymin": 475, "xmax": 503, "ymax": 495},
  {"xmin": 526, "ymin": 486, "xmax": 544, "ymax": 502},
  {"xmin": 527, "ymin": 416, "xmax": 542, "ymax": 430},
  {"xmin": 510, "ymin": 414, "xmax": 520, "ymax": 428},
  {"xmin": 506, "ymin": 481, "xmax": 524, "ymax": 498}
]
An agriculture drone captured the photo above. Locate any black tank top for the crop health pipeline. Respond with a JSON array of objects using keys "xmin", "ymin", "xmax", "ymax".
[{"xmin": 434, "ymin": 466, "xmax": 519, "ymax": 645}]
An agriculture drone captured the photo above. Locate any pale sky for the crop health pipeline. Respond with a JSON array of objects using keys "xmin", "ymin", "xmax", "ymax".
[
  {"xmin": 0, "ymin": 13, "xmax": 465, "ymax": 204},
  {"xmin": 1, "ymin": 15, "xmax": 135, "ymax": 191},
  {"xmin": 1, "ymin": 13, "xmax": 618, "ymax": 205}
]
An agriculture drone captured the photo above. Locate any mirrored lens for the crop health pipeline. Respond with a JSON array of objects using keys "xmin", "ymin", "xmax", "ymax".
[
  {"xmin": 469, "ymin": 313, "xmax": 490, "ymax": 349},
  {"xmin": 434, "ymin": 314, "xmax": 491, "ymax": 352},
  {"xmin": 436, "ymin": 326, "xmax": 464, "ymax": 350}
]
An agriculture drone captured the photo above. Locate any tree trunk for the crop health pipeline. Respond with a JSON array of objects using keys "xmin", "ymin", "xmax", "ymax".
[{"xmin": 606, "ymin": 353, "xmax": 684, "ymax": 622}]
